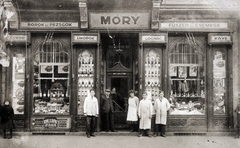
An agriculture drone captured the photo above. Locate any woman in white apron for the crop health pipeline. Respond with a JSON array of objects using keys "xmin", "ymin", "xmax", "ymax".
[{"xmin": 126, "ymin": 90, "xmax": 139, "ymax": 132}]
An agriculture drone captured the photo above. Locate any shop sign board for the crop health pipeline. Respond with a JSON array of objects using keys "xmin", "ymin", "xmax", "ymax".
[
  {"xmin": 6, "ymin": 34, "xmax": 28, "ymax": 43},
  {"xmin": 162, "ymin": 0, "xmax": 209, "ymax": 4},
  {"xmin": 140, "ymin": 33, "xmax": 167, "ymax": 44},
  {"xmin": 208, "ymin": 33, "xmax": 232, "ymax": 45},
  {"xmin": 89, "ymin": 12, "xmax": 150, "ymax": 30},
  {"xmin": 72, "ymin": 33, "xmax": 99, "ymax": 44},
  {"xmin": 31, "ymin": 117, "xmax": 71, "ymax": 129},
  {"xmin": 20, "ymin": 22, "xmax": 79, "ymax": 29},
  {"xmin": 159, "ymin": 21, "xmax": 229, "ymax": 31}
]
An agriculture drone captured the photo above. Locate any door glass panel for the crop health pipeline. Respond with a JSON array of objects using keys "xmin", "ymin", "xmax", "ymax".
[
  {"xmin": 144, "ymin": 49, "xmax": 161, "ymax": 100},
  {"xmin": 12, "ymin": 53, "xmax": 25, "ymax": 114},
  {"xmin": 213, "ymin": 48, "xmax": 227, "ymax": 115},
  {"xmin": 111, "ymin": 77, "xmax": 128, "ymax": 111},
  {"xmin": 169, "ymin": 42, "xmax": 206, "ymax": 115},
  {"xmin": 77, "ymin": 50, "xmax": 94, "ymax": 115}
]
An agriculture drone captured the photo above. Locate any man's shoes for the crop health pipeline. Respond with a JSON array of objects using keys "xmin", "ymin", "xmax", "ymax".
[
  {"xmin": 111, "ymin": 130, "xmax": 118, "ymax": 132},
  {"xmin": 3, "ymin": 135, "xmax": 6, "ymax": 139},
  {"xmin": 90, "ymin": 134, "xmax": 95, "ymax": 137},
  {"xmin": 161, "ymin": 134, "xmax": 166, "ymax": 137},
  {"xmin": 8, "ymin": 135, "xmax": 12, "ymax": 139},
  {"xmin": 87, "ymin": 135, "xmax": 91, "ymax": 138},
  {"xmin": 153, "ymin": 134, "xmax": 157, "ymax": 137},
  {"xmin": 138, "ymin": 134, "xmax": 142, "ymax": 137},
  {"xmin": 105, "ymin": 130, "xmax": 109, "ymax": 132},
  {"xmin": 146, "ymin": 134, "xmax": 152, "ymax": 138}
]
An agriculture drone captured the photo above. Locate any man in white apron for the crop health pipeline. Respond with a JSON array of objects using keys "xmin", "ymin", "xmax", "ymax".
[
  {"xmin": 138, "ymin": 92, "xmax": 152, "ymax": 137},
  {"xmin": 154, "ymin": 91, "xmax": 170, "ymax": 137}
]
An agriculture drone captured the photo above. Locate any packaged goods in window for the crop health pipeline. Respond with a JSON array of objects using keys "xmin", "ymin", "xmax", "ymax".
[
  {"xmin": 189, "ymin": 65, "xmax": 197, "ymax": 77},
  {"xmin": 170, "ymin": 65, "xmax": 177, "ymax": 76},
  {"xmin": 178, "ymin": 66, "xmax": 187, "ymax": 78}
]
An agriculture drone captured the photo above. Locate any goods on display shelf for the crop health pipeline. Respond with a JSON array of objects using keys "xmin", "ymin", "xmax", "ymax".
[
  {"xmin": 12, "ymin": 56, "xmax": 25, "ymax": 115},
  {"xmin": 144, "ymin": 49, "xmax": 161, "ymax": 102},
  {"xmin": 33, "ymin": 82, "xmax": 70, "ymax": 115},
  {"xmin": 78, "ymin": 50, "xmax": 95, "ymax": 115},
  {"xmin": 169, "ymin": 64, "xmax": 205, "ymax": 115}
]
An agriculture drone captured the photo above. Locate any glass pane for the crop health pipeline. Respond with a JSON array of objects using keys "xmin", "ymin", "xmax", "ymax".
[
  {"xmin": 77, "ymin": 50, "xmax": 94, "ymax": 115},
  {"xmin": 213, "ymin": 49, "xmax": 227, "ymax": 115},
  {"xmin": 144, "ymin": 49, "xmax": 161, "ymax": 103},
  {"xmin": 169, "ymin": 43, "xmax": 205, "ymax": 115},
  {"xmin": 12, "ymin": 54, "xmax": 25, "ymax": 114},
  {"xmin": 33, "ymin": 40, "xmax": 70, "ymax": 115}
]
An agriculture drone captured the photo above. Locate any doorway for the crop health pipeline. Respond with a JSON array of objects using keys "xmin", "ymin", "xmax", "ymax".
[
  {"xmin": 107, "ymin": 75, "xmax": 131, "ymax": 112},
  {"xmin": 101, "ymin": 33, "xmax": 138, "ymax": 130}
]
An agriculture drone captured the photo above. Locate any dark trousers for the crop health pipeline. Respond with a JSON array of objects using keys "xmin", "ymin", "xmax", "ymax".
[
  {"xmin": 131, "ymin": 124, "xmax": 139, "ymax": 132},
  {"xmin": 155, "ymin": 124, "xmax": 166, "ymax": 135},
  {"xmin": 102, "ymin": 112, "xmax": 114, "ymax": 131},
  {"xmin": 86, "ymin": 116, "xmax": 96, "ymax": 136},
  {"xmin": 139, "ymin": 129, "xmax": 151, "ymax": 136}
]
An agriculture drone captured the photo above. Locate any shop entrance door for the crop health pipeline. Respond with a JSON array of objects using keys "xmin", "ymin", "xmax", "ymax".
[
  {"xmin": 101, "ymin": 33, "xmax": 138, "ymax": 130},
  {"xmin": 106, "ymin": 74, "xmax": 132, "ymax": 130}
]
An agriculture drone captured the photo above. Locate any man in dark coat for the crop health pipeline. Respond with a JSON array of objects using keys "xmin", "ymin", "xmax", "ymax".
[
  {"xmin": 101, "ymin": 89, "xmax": 117, "ymax": 132},
  {"xmin": 1, "ymin": 100, "xmax": 14, "ymax": 139}
]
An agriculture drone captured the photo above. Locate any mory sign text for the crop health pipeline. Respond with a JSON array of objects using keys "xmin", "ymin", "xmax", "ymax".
[{"xmin": 89, "ymin": 12, "xmax": 150, "ymax": 29}]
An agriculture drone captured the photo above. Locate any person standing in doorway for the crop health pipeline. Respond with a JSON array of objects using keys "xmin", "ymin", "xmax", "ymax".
[
  {"xmin": 111, "ymin": 87, "xmax": 124, "ymax": 111},
  {"xmin": 101, "ymin": 88, "xmax": 117, "ymax": 132},
  {"xmin": 84, "ymin": 89, "xmax": 99, "ymax": 138},
  {"xmin": 126, "ymin": 90, "xmax": 139, "ymax": 132},
  {"xmin": 1, "ymin": 100, "xmax": 14, "ymax": 139},
  {"xmin": 154, "ymin": 91, "xmax": 170, "ymax": 137},
  {"xmin": 138, "ymin": 92, "xmax": 152, "ymax": 137}
]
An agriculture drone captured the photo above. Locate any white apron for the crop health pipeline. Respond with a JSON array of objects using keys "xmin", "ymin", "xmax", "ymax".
[
  {"xmin": 127, "ymin": 96, "xmax": 139, "ymax": 121},
  {"xmin": 154, "ymin": 97, "xmax": 170, "ymax": 125},
  {"xmin": 138, "ymin": 99, "xmax": 152, "ymax": 130}
]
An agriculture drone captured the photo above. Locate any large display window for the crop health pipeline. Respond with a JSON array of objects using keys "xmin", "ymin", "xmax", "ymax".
[
  {"xmin": 144, "ymin": 49, "xmax": 161, "ymax": 100},
  {"xmin": 33, "ymin": 39, "xmax": 70, "ymax": 115},
  {"xmin": 12, "ymin": 51, "xmax": 25, "ymax": 115},
  {"xmin": 169, "ymin": 36, "xmax": 206, "ymax": 115},
  {"xmin": 77, "ymin": 50, "xmax": 94, "ymax": 115},
  {"xmin": 212, "ymin": 47, "xmax": 227, "ymax": 115}
]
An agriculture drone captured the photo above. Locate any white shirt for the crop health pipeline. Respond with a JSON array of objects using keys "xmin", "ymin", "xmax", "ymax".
[{"xmin": 83, "ymin": 96, "xmax": 99, "ymax": 116}]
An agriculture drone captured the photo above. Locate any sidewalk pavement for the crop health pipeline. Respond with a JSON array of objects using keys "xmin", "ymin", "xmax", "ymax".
[{"xmin": 0, "ymin": 132, "xmax": 240, "ymax": 148}]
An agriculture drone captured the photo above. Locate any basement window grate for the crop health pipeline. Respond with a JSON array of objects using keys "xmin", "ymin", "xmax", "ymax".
[
  {"xmin": 32, "ymin": 133, "xmax": 66, "ymax": 135},
  {"xmin": 174, "ymin": 133, "xmax": 206, "ymax": 136}
]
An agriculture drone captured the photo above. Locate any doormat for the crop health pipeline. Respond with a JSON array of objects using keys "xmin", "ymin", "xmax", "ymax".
[
  {"xmin": 174, "ymin": 133, "xmax": 207, "ymax": 136},
  {"xmin": 32, "ymin": 133, "xmax": 66, "ymax": 135}
]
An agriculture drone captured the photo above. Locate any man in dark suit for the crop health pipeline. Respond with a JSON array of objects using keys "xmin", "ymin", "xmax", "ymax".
[{"xmin": 101, "ymin": 89, "xmax": 117, "ymax": 132}]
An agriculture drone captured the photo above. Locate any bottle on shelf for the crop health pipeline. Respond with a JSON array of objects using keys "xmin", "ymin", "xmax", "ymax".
[
  {"xmin": 39, "ymin": 90, "xmax": 42, "ymax": 97},
  {"xmin": 65, "ymin": 89, "xmax": 68, "ymax": 97},
  {"xmin": 47, "ymin": 90, "xmax": 50, "ymax": 97},
  {"xmin": 43, "ymin": 91, "xmax": 46, "ymax": 97}
]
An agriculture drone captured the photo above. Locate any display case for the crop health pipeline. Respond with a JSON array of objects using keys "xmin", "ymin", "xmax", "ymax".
[
  {"xmin": 144, "ymin": 49, "xmax": 161, "ymax": 101},
  {"xmin": 12, "ymin": 53, "xmax": 25, "ymax": 114},
  {"xmin": 77, "ymin": 50, "xmax": 94, "ymax": 115},
  {"xmin": 169, "ymin": 42, "xmax": 206, "ymax": 115},
  {"xmin": 32, "ymin": 38, "xmax": 70, "ymax": 115}
]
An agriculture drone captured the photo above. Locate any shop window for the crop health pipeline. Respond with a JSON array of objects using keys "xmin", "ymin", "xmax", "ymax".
[
  {"xmin": 12, "ymin": 53, "xmax": 25, "ymax": 114},
  {"xmin": 33, "ymin": 39, "xmax": 70, "ymax": 115},
  {"xmin": 169, "ymin": 42, "xmax": 205, "ymax": 115},
  {"xmin": 144, "ymin": 49, "xmax": 161, "ymax": 100},
  {"xmin": 77, "ymin": 50, "xmax": 94, "ymax": 115},
  {"xmin": 213, "ymin": 49, "xmax": 227, "ymax": 115}
]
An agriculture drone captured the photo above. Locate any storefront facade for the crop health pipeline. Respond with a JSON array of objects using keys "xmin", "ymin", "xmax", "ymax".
[{"xmin": 0, "ymin": 0, "xmax": 239, "ymax": 133}]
